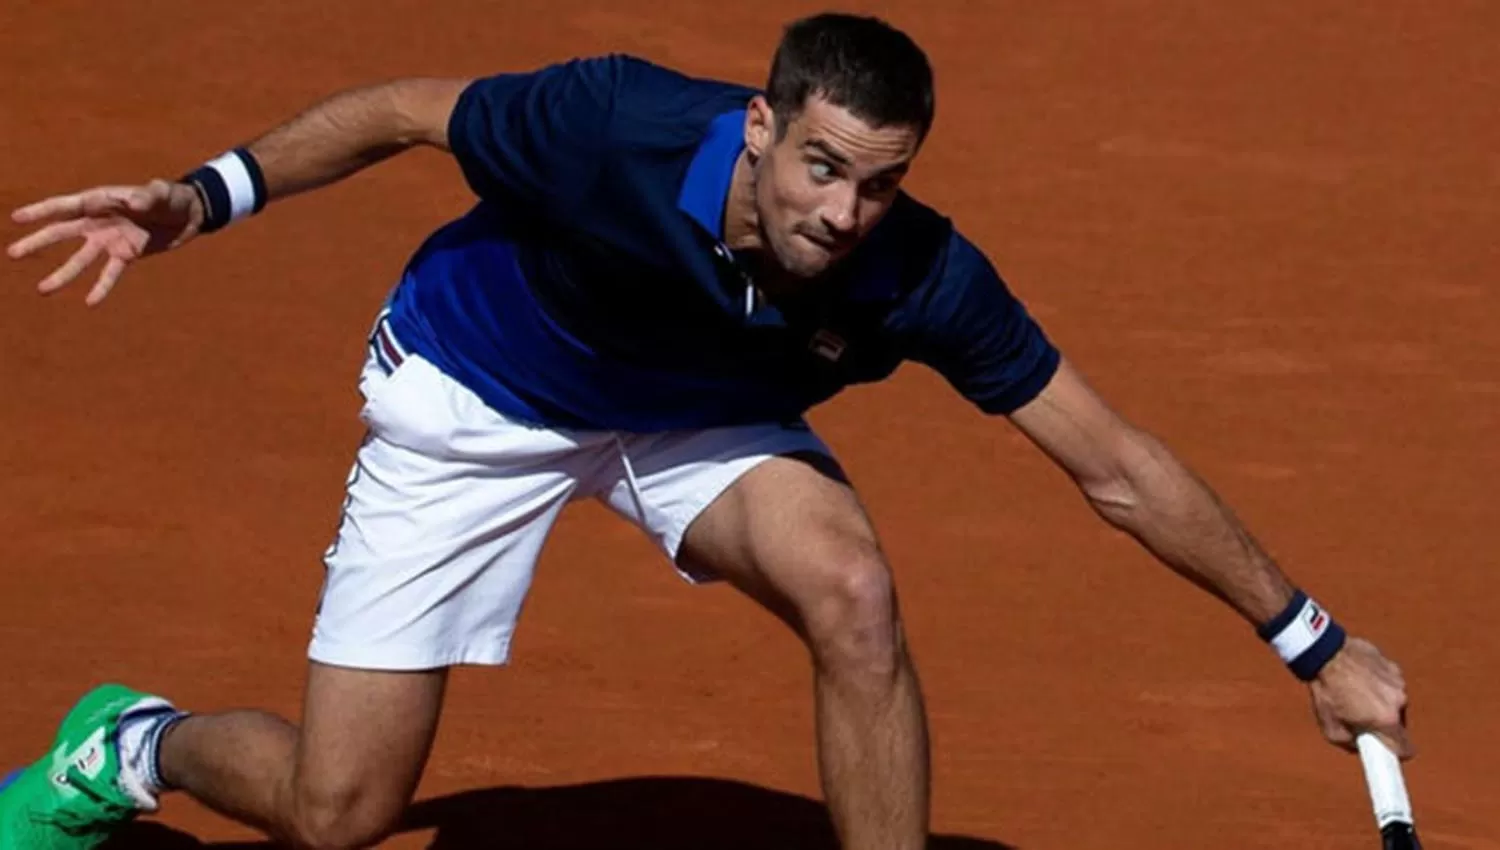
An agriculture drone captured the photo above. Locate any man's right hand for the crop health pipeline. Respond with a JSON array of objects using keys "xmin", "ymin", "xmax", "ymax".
[
  {"xmin": 1309, "ymin": 635, "xmax": 1413, "ymax": 760},
  {"xmin": 7, "ymin": 179, "xmax": 205, "ymax": 306}
]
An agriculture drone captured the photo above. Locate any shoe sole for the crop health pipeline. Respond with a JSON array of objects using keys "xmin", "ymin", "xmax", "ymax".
[{"xmin": 0, "ymin": 768, "xmax": 19, "ymax": 793}]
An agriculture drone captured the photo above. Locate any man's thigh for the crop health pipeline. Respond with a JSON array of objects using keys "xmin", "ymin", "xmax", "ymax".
[
  {"xmin": 600, "ymin": 421, "xmax": 880, "ymax": 603},
  {"xmin": 312, "ymin": 327, "xmax": 613, "ymax": 671},
  {"xmin": 676, "ymin": 450, "xmax": 887, "ymax": 624}
]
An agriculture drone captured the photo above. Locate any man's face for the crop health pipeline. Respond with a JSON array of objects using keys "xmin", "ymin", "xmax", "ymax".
[{"xmin": 744, "ymin": 95, "xmax": 922, "ymax": 279}]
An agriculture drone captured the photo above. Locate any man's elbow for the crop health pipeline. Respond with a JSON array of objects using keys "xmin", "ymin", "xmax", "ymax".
[
  {"xmin": 389, "ymin": 77, "xmax": 472, "ymax": 150},
  {"xmin": 1077, "ymin": 427, "xmax": 1162, "ymax": 528}
]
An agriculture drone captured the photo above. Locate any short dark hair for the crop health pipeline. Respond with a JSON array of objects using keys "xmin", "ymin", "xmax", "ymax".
[{"xmin": 765, "ymin": 13, "xmax": 936, "ymax": 141}]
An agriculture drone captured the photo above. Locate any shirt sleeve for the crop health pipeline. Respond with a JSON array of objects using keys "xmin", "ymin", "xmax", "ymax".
[
  {"xmin": 446, "ymin": 55, "xmax": 626, "ymax": 216},
  {"xmin": 908, "ymin": 230, "xmax": 1062, "ymax": 415}
]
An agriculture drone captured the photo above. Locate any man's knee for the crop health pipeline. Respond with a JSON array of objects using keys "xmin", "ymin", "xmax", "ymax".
[
  {"xmin": 279, "ymin": 663, "xmax": 443, "ymax": 849},
  {"xmin": 286, "ymin": 777, "xmax": 407, "ymax": 850},
  {"xmin": 798, "ymin": 539, "xmax": 905, "ymax": 678}
]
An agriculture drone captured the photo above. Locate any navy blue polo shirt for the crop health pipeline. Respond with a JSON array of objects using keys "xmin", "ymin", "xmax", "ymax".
[{"xmin": 382, "ymin": 53, "xmax": 1061, "ymax": 432}]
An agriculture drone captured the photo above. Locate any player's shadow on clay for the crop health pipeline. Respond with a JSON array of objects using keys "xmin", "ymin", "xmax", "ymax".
[{"xmin": 103, "ymin": 775, "xmax": 1017, "ymax": 849}]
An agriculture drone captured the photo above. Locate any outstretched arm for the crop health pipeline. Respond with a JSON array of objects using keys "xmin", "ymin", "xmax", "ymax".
[
  {"xmin": 230, "ymin": 78, "xmax": 467, "ymax": 200},
  {"xmin": 6, "ymin": 78, "xmax": 468, "ymax": 305},
  {"xmin": 1008, "ymin": 357, "xmax": 1412, "ymax": 757},
  {"xmin": 1010, "ymin": 358, "xmax": 1297, "ymax": 623}
]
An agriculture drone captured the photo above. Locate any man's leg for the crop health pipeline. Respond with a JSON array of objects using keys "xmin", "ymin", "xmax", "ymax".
[
  {"xmin": 157, "ymin": 662, "xmax": 445, "ymax": 848},
  {"xmin": 0, "ymin": 345, "xmax": 594, "ymax": 847},
  {"xmin": 601, "ymin": 428, "xmax": 929, "ymax": 850},
  {"xmin": 191, "ymin": 346, "xmax": 594, "ymax": 846},
  {"xmin": 0, "ymin": 664, "xmax": 444, "ymax": 850},
  {"xmin": 678, "ymin": 454, "xmax": 930, "ymax": 850}
]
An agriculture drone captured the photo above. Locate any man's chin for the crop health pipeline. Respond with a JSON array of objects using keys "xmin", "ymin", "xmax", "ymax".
[{"xmin": 775, "ymin": 248, "xmax": 842, "ymax": 280}]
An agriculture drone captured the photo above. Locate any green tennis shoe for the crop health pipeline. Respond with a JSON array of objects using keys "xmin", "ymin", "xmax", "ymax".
[{"xmin": 0, "ymin": 684, "xmax": 168, "ymax": 848}]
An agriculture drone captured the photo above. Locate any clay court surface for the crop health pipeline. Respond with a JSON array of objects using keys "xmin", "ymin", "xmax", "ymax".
[{"xmin": 1, "ymin": 1, "xmax": 1496, "ymax": 847}]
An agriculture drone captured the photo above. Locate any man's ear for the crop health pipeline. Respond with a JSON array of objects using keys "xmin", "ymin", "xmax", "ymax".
[{"xmin": 744, "ymin": 94, "xmax": 775, "ymax": 160}]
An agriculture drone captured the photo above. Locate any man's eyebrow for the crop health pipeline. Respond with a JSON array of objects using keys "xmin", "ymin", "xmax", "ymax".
[
  {"xmin": 802, "ymin": 137, "xmax": 911, "ymax": 178},
  {"xmin": 802, "ymin": 138, "xmax": 852, "ymax": 166}
]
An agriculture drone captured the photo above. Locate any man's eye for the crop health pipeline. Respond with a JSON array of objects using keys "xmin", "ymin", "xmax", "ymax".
[{"xmin": 809, "ymin": 161, "xmax": 836, "ymax": 181}]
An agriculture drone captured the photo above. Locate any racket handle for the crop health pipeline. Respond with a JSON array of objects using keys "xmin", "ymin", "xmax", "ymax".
[{"xmin": 1356, "ymin": 733, "xmax": 1413, "ymax": 829}]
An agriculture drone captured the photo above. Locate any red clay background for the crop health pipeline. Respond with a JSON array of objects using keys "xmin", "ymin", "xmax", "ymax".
[{"xmin": 2, "ymin": 2, "xmax": 1495, "ymax": 847}]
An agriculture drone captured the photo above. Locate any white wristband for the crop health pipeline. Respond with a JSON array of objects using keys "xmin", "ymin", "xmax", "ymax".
[
  {"xmin": 1257, "ymin": 590, "xmax": 1347, "ymax": 681},
  {"xmin": 1268, "ymin": 596, "xmax": 1331, "ymax": 662},
  {"xmin": 181, "ymin": 147, "xmax": 266, "ymax": 234},
  {"xmin": 205, "ymin": 151, "xmax": 260, "ymax": 225}
]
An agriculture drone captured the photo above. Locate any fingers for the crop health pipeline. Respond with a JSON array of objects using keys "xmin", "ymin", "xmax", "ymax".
[
  {"xmin": 7, "ymin": 218, "xmax": 92, "ymax": 260},
  {"xmin": 1376, "ymin": 665, "xmax": 1413, "ymax": 759},
  {"xmin": 1320, "ymin": 711, "xmax": 1409, "ymax": 758},
  {"xmin": 1363, "ymin": 691, "xmax": 1414, "ymax": 761},
  {"xmin": 37, "ymin": 240, "xmax": 102, "ymax": 295},
  {"xmin": 1384, "ymin": 660, "xmax": 1407, "ymax": 691},
  {"xmin": 1361, "ymin": 698, "xmax": 1414, "ymax": 760},
  {"xmin": 1383, "ymin": 693, "xmax": 1414, "ymax": 760},
  {"xmin": 1319, "ymin": 710, "xmax": 1358, "ymax": 752},
  {"xmin": 1376, "ymin": 725, "xmax": 1415, "ymax": 761},
  {"xmin": 12, "ymin": 194, "xmax": 83, "ymax": 225},
  {"xmin": 11, "ymin": 186, "xmax": 143, "ymax": 225},
  {"xmin": 86, "ymin": 256, "xmax": 127, "ymax": 307},
  {"xmin": 13, "ymin": 192, "xmax": 98, "ymax": 225},
  {"xmin": 1377, "ymin": 656, "xmax": 1411, "ymax": 756}
]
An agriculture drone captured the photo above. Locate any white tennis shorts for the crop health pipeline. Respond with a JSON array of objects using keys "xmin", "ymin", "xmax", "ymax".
[{"xmin": 308, "ymin": 316, "xmax": 831, "ymax": 671}]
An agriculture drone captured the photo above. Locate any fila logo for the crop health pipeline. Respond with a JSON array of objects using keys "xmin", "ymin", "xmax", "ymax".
[
  {"xmin": 77, "ymin": 745, "xmax": 102, "ymax": 776},
  {"xmin": 809, "ymin": 329, "xmax": 847, "ymax": 362},
  {"xmin": 50, "ymin": 727, "xmax": 107, "ymax": 790},
  {"xmin": 1306, "ymin": 605, "xmax": 1327, "ymax": 633}
]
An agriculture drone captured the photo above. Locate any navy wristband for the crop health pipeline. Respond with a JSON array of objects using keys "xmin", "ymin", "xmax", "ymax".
[
  {"xmin": 1257, "ymin": 591, "xmax": 1347, "ymax": 681},
  {"xmin": 179, "ymin": 148, "xmax": 266, "ymax": 233}
]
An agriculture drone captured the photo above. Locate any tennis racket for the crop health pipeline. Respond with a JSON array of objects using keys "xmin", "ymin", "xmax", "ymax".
[{"xmin": 1356, "ymin": 733, "xmax": 1420, "ymax": 849}]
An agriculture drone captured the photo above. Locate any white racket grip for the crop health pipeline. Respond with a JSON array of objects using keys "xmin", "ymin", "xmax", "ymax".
[{"xmin": 1356, "ymin": 733, "xmax": 1413, "ymax": 828}]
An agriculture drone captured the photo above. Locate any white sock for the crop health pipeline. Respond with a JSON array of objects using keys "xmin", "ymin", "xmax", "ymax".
[{"xmin": 114, "ymin": 698, "xmax": 186, "ymax": 812}]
